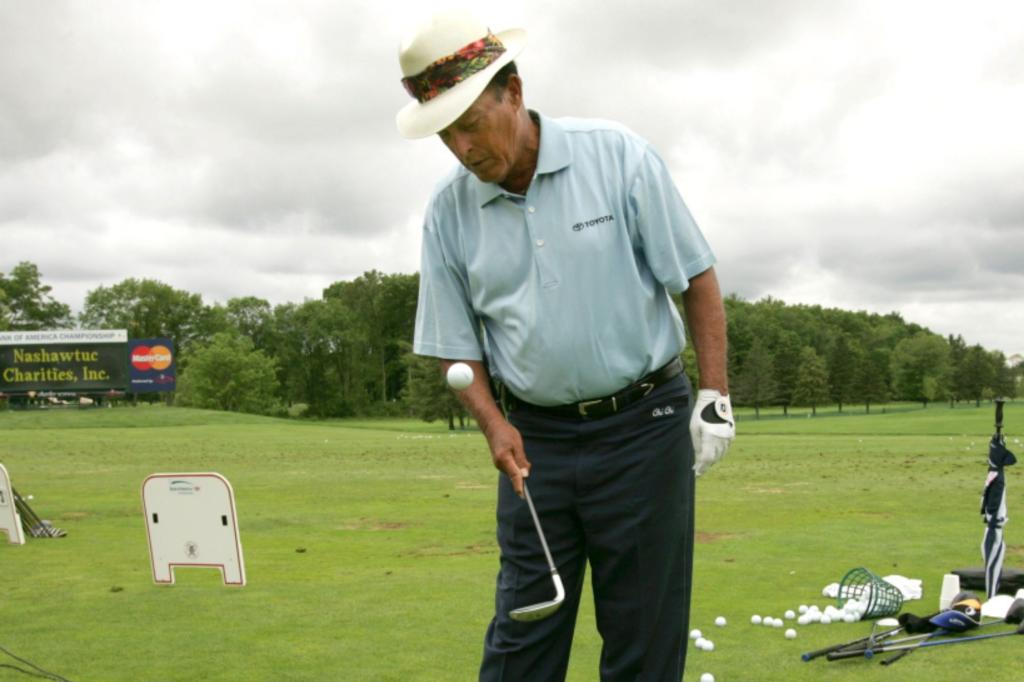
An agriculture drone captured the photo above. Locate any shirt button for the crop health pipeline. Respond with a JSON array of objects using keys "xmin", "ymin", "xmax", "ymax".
[
  {"xmin": 528, "ymin": 206, "xmax": 536, "ymax": 213},
  {"xmin": 536, "ymin": 239, "xmax": 545, "ymax": 247}
]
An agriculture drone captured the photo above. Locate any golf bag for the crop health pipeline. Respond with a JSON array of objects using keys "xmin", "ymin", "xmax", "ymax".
[
  {"xmin": 13, "ymin": 488, "xmax": 66, "ymax": 538},
  {"xmin": 952, "ymin": 567, "xmax": 1024, "ymax": 596}
]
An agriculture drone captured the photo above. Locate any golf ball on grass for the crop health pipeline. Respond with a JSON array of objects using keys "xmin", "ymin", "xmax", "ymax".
[
  {"xmin": 750, "ymin": 615, "xmax": 762, "ymax": 625},
  {"xmin": 700, "ymin": 674, "xmax": 715, "ymax": 682},
  {"xmin": 784, "ymin": 610, "xmax": 796, "ymax": 620},
  {"xmin": 694, "ymin": 638, "xmax": 714, "ymax": 652},
  {"xmin": 785, "ymin": 628, "xmax": 797, "ymax": 639},
  {"xmin": 446, "ymin": 362, "xmax": 474, "ymax": 390},
  {"xmin": 690, "ymin": 629, "xmax": 702, "ymax": 640},
  {"xmin": 715, "ymin": 616, "xmax": 727, "ymax": 627}
]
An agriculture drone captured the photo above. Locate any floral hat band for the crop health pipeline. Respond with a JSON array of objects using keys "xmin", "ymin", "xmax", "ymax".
[{"xmin": 401, "ymin": 32, "xmax": 507, "ymax": 103}]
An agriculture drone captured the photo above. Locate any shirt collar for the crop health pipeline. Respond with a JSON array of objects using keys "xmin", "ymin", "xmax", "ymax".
[{"xmin": 476, "ymin": 111, "xmax": 573, "ymax": 207}]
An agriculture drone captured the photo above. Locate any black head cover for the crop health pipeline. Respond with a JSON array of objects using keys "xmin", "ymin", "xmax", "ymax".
[
  {"xmin": 1005, "ymin": 598, "xmax": 1024, "ymax": 625},
  {"xmin": 989, "ymin": 435, "xmax": 1017, "ymax": 469},
  {"xmin": 899, "ymin": 594, "xmax": 982, "ymax": 634},
  {"xmin": 899, "ymin": 612, "xmax": 937, "ymax": 634}
]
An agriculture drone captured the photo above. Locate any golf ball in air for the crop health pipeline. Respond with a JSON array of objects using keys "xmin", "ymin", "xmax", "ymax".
[
  {"xmin": 715, "ymin": 616, "xmax": 727, "ymax": 627},
  {"xmin": 446, "ymin": 362, "xmax": 474, "ymax": 390},
  {"xmin": 785, "ymin": 628, "xmax": 797, "ymax": 639}
]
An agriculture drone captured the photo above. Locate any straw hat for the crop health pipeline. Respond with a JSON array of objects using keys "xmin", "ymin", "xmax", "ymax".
[{"xmin": 396, "ymin": 11, "xmax": 526, "ymax": 139}]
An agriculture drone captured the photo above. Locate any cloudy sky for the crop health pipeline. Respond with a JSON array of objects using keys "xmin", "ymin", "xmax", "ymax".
[{"xmin": 2, "ymin": 0, "xmax": 1022, "ymax": 356}]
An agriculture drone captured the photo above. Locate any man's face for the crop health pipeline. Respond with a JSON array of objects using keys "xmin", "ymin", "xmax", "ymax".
[{"xmin": 438, "ymin": 83, "xmax": 520, "ymax": 185}]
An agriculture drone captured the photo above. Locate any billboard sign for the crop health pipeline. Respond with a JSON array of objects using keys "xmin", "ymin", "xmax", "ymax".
[
  {"xmin": 129, "ymin": 338, "xmax": 176, "ymax": 393},
  {"xmin": 0, "ymin": 330, "xmax": 128, "ymax": 394}
]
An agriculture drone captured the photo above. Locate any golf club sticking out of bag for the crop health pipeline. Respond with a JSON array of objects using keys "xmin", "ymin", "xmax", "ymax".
[{"xmin": 509, "ymin": 480, "xmax": 565, "ymax": 622}]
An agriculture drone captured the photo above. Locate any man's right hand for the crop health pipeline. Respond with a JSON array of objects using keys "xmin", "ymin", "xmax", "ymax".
[{"xmin": 483, "ymin": 419, "xmax": 531, "ymax": 498}]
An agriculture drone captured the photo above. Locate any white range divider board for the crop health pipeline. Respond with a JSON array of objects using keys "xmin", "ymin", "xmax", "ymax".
[
  {"xmin": 142, "ymin": 473, "xmax": 246, "ymax": 586},
  {"xmin": 0, "ymin": 463, "xmax": 25, "ymax": 545}
]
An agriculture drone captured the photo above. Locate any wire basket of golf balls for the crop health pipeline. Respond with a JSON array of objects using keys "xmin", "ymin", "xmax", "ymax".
[{"xmin": 836, "ymin": 567, "xmax": 903, "ymax": 618}]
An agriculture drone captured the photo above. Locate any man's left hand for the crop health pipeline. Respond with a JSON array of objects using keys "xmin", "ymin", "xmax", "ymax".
[{"xmin": 690, "ymin": 389, "xmax": 735, "ymax": 476}]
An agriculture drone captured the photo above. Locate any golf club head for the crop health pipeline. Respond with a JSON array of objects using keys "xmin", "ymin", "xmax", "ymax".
[
  {"xmin": 1005, "ymin": 598, "xmax": 1024, "ymax": 625},
  {"xmin": 929, "ymin": 607, "xmax": 980, "ymax": 633},
  {"xmin": 951, "ymin": 590, "xmax": 979, "ymax": 605},
  {"xmin": 509, "ymin": 572, "xmax": 565, "ymax": 622}
]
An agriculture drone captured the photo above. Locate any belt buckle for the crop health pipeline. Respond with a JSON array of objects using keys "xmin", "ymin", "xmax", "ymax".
[{"xmin": 578, "ymin": 396, "xmax": 618, "ymax": 417}]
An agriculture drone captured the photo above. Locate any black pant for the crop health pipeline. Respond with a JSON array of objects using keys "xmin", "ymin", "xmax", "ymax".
[{"xmin": 479, "ymin": 374, "xmax": 695, "ymax": 682}]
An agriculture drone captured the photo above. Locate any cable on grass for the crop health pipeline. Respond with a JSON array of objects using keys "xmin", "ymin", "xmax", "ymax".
[{"xmin": 0, "ymin": 644, "xmax": 75, "ymax": 682}]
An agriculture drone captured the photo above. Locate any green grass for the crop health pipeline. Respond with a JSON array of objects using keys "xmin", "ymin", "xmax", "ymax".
[{"xmin": 0, "ymin": 402, "xmax": 1021, "ymax": 680}]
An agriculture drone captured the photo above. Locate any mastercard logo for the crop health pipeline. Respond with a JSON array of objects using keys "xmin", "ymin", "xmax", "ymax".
[{"xmin": 132, "ymin": 345, "xmax": 173, "ymax": 371}]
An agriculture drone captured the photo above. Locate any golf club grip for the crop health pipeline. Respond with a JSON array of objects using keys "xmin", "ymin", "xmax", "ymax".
[
  {"xmin": 825, "ymin": 647, "xmax": 873, "ymax": 661},
  {"xmin": 802, "ymin": 636, "xmax": 875, "ymax": 661}
]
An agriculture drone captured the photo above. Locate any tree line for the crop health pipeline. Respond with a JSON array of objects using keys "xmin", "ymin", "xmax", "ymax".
[
  {"xmin": 2, "ymin": 261, "xmax": 1020, "ymax": 424},
  {"xmin": 725, "ymin": 295, "xmax": 1020, "ymax": 416}
]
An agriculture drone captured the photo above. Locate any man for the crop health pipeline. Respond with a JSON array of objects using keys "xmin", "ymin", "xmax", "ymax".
[{"xmin": 397, "ymin": 11, "xmax": 735, "ymax": 682}]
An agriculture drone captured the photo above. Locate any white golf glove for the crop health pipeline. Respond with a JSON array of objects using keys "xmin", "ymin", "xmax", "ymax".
[{"xmin": 690, "ymin": 389, "xmax": 735, "ymax": 477}]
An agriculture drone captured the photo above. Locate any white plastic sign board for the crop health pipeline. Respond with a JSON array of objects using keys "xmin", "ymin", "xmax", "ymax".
[
  {"xmin": 0, "ymin": 463, "xmax": 25, "ymax": 545},
  {"xmin": 142, "ymin": 473, "xmax": 245, "ymax": 586}
]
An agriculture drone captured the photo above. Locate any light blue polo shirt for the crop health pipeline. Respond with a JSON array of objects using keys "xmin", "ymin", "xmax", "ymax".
[{"xmin": 413, "ymin": 112, "xmax": 715, "ymax": 406}]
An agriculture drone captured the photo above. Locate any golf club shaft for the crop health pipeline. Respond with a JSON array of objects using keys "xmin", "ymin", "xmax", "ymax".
[
  {"xmin": 801, "ymin": 625, "xmax": 904, "ymax": 661},
  {"xmin": 995, "ymin": 398, "xmax": 1005, "ymax": 435},
  {"xmin": 837, "ymin": 616, "xmax": 1011, "ymax": 655},
  {"xmin": 880, "ymin": 629, "xmax": 941, "ymax": 665},
  {"xmin": 828, "ymin": 626, "xmax": 1023, "ymax": 660},
  {"xmin": 522, "ymin": 480, "xmax": 557, "ymax": 573},
  {"xmin": 13, "ymin": 488, "xmax": 44, "ymax": 528}
]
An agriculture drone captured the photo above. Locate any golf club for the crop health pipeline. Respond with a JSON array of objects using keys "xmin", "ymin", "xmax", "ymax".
[
  {"xmin": 801, "ymin": 622, "xmax": 905, "ymax": 662},
  {"xmin": 861, "ymin": 621, "xmax": 1024, "ymax": 658},
  {"xmin": 825, "ymin": 598, "xmax": 1024, "ymax": 662},
  {"xmin": 879, "ymin": 603, "xmax": 981, "ymax": 665},
  {"xmin": 509, "ymin": 480, "xmax": 565, "ymax": 622},
  {"xmin": 996, "ymin": 397, "xmax": 1005, "ymax": 436},
  {"xmin": 808, "ymin": 591, "xmax": 984, "ymax": 662}
]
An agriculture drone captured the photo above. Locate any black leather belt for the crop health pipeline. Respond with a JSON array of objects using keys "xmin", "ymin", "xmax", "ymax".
[{"xmin": 511, "ymin": 358, "xmax": 683, "ymax": 420}]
